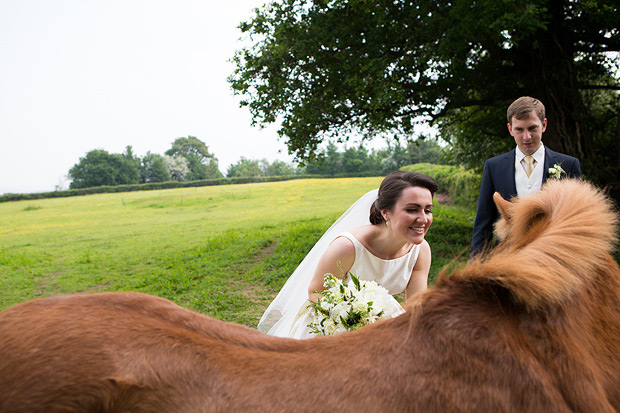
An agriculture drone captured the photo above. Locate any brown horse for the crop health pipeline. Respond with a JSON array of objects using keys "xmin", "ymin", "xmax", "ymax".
[{"xmin": 1, "ymin": 179, "xmax": 619, "ymax": 412}]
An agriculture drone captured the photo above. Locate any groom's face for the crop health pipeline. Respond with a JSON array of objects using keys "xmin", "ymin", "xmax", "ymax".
[{"xmin": 507, "ymin": 110, "xmax": 547, "ymax": 156}]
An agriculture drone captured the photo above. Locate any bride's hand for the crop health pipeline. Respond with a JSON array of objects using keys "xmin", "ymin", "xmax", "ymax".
[{"xmin": 308, "ymin": 291, "xmax": 323, "ymax": 304}]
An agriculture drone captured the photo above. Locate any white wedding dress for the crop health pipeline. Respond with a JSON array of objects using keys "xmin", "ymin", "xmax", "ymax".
[
  {"xmin": 257, "ymin": 190, "xmax": 420, "ymax": 339},
  {"xmin": 288, "ymin": 232, "xmax": 419, "ymax": 339}
]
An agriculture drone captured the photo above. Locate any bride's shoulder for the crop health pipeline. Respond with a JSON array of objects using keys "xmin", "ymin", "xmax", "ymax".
[
  {"xmin": 330, "ymin": 225, "xmax": 377, "ymax": 254},
  {"xmin": 324, "ymin": 236, "xmax": 356, "ymax": 262},
  {"xmin": 330, "ymin": 226, "xmax": 373, "ymax": 252},
  {"xmin": 347, "ymin": 224, "xmax": 377, "ymax": 240}
]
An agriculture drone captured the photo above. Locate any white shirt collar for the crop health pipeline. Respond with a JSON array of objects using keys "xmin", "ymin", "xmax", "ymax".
[{"xmin": 516, "ymin": 143, "xmax": 545, "ymax": 164}]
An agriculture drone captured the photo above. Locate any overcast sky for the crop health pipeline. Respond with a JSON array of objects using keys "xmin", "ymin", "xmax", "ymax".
[{"xmin": 0, "ymin": 0, "xmax": 306, "ymax": 194}]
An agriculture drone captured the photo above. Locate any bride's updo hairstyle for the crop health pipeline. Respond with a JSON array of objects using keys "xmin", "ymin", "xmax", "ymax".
[{"xmin": 369, "ymin": 171, "xmax": 438, "ymax": 225}]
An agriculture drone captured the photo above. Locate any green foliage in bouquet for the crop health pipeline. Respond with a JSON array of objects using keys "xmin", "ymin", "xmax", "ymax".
[{"xmin": 306, "ymin": 273, "xmax": 403, "ymax": 336}]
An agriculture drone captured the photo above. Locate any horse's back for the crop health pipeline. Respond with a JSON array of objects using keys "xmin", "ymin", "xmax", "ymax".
[{"xmin": 0, "ymin": 293, "xmax": 221, "ymax": 411}]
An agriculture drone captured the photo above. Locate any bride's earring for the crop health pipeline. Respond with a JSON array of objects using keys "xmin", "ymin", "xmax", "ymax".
[{"xmin": 382, "ymin": 212, "xmax": 390, "ymax": 227}]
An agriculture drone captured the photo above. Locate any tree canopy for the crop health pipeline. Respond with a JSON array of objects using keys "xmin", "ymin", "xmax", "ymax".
[
  {"xmin": 68, "ymin": 147, "xmax": 141, "ymax": 189},
  {"xmin": 165, "ymin": 136, "xmax": 223, "ymax": 179},
  {"xmin": 140, "ymin": 152, "xmax": 171, "ymax": 183},
  {"xmin": 226, "ymin": 157, "xmax": 263, "ymax": 178},
  {"xmin": 226, "ymin": 157, "xmax": 300, "ymax": 177},
  {"xmin": 303, "ymin": 139, "xmax": 445, "ymax": 175},
  {"xmin": 229, "ymin": 0, "xmax": 619, "ymax": 196},
  {"xmin": 68, "ymin": 138, "xmax": 223, "ymax": 189}
]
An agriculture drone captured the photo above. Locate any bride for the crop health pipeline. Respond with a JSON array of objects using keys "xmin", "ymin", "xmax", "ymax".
[{"xmin": 257, "ymin": 171, "xmax": 438, "ymax": 339}]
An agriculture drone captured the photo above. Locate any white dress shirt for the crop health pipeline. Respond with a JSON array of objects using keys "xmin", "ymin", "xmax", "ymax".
[{"xmin": 515, "ymin": 143, "xmax": 545, "ymax": 198}]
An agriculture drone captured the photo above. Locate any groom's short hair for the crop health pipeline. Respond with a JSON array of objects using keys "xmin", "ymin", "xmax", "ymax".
[{"xmin": 507, "ymin": 96, "xmax": 545, "ymax": 125}]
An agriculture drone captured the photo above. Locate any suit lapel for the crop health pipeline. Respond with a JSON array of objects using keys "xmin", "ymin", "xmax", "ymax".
[{"xmin": 503, "ymin": 149, "xmax": 517, "ymax": 196}]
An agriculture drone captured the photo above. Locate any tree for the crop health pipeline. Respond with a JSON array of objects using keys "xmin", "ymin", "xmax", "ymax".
[
  {"xmin": 118, "ymin": 146, "xmax": 141, "ymax": 185},
  {"xmin": 226, "ymin": 157, "xmax": 262, "ymax": 178},
  {"xmin": 163, "ymin": 155, "xmax": 190, "ymax": 182},
  {"xmin": 341, "ymin": 146, "xmax": 368, "ymax": 173},
  {"xmin": 407, "ymin": 138, "xmax": 444, "ymax": 165},
  {"xmin": 184, "ymin": 153, "xmax": 209, "ymax": 181},
  {"xmin": 140, "ymin": 152, "xmax": 170, "ymax": 183},
  {"xmin": 68, "ymin": 148, "xmax": 140, "ymax": 189},
  {"xmin": 303, "ymin": 139, "xmax": 444, "ymax": 175},
  {"xmin": 264, "ymin": 159, "xmax": 298, "ymax": 176},
  {"xmin": 165, "ymin": 136, "xmax": 223, "ymax": 179},
  {"xmin": 69, "ymin": 150, "xmax": 117, "ymax": 189},
  {"xmin": 306, "ymin": 142, "xmax": 345, "ymax": 175},
  {"xmin": 227, "ymin": 158, "xmax": 299, "ymax": 177},
  {"xmin": 230, "ymin": 0, "xmax": 619, "ymax": 198},
  {"xmin": 376, "ymin": 141, "xmax": 411, "ymax": 174}
]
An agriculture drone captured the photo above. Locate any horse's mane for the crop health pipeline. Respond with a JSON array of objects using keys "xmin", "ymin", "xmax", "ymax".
[{"xmin": 440, "ymin": 179, "xmax": 618, "ymax": 310}]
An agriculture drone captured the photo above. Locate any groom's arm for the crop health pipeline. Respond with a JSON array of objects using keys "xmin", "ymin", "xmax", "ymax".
[
  {"xmin": 564, "ymin": 156, "xmax": 582, "ymax": 179},
  {"xmin": 471, "ymin": 160, "xmax": 498, "ymax": 257}
]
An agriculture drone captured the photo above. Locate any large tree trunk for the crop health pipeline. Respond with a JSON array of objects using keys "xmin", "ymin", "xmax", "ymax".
[
  {"xmin": 510, "ymin": 0, "xmax": 619, "ymax": 206},
  {"xmin": 515, "ymin": 1, "xmax": 586, "ymax": 160}
]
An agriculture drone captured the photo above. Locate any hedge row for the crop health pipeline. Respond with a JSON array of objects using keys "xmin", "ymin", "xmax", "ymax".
[
  {"xmin": 403, "ymin": 163, "xmax": 481, "ymax": 209},
  {"xmin": 1, "ymin": 168, "xmax": 415, "ymax": 203},
  {"xmin": 2, "ymin": 165, "xmax": 482, "ymax": 206},
  {"xmin": 0, "ymin": 175, "xmax": 325, "ymax": 203}
]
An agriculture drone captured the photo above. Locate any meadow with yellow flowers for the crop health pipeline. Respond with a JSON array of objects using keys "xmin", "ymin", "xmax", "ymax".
[{"xmin": 0, "ymin": 177, "xmax": 473, "ymax": 326}]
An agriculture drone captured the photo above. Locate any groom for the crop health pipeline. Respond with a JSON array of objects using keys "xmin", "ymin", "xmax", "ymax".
[{"xmin": 470, "ymin": 96, "xmax": 582, "ymax": 256}]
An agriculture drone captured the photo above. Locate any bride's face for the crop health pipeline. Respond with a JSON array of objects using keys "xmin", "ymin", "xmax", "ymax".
[{"xmin": 383, "ymin": 186, "xmax": 433, "ymax": 245}]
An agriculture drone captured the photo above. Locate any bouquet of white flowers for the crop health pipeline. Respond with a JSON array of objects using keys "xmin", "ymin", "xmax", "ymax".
[{"xmin": 306, "ymin": 273, "xmax": 405, "ymax": 336}]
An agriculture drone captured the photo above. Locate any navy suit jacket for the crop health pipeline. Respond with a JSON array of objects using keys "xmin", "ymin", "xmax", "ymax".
[{"xmin": 470, "ymin": 147, "xmax": 582, "ymax": 256}]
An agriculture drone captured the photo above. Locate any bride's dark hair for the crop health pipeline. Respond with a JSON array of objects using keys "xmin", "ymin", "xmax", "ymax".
[{"xmin": 369, "ymin": 171, "xmax": 438, "ymax": 225}]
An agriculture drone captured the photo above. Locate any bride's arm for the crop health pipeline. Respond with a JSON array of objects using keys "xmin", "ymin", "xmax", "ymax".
[
  {"xmin": 306, "ymin": 237, "xmax": 355, "ymax": 302},
  {"xmin": 405, "ymin": 240, "xmax": 431, "ymax": 298}
]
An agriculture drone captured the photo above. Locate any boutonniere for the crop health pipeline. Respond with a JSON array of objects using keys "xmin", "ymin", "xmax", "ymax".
[{"xmin": 548, "ymin": 163, "xmax": 566, "ymax": 180}]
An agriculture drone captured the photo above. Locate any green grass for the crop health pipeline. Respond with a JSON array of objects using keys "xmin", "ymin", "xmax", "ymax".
[{"xmin": 0, "ymin": 177, "xmax": 474, "ymax": 326}]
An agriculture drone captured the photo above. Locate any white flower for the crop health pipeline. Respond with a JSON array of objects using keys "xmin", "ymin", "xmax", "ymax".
[
  {"xmin": 323, "ymin": 318, "xmax": 337, "ymax": 335},
  {"xmin": 352, "ymin": 300, "xmax": 368, "ymax": 313},
  {"xmin": 332, "ymin": 302, "xmax": 351, "ymax": 319},
  {"xmin": 548, "ymin": 163, "xmax": 566, "ymax": 180},
  {"xmin": 334, "ymin": 324, "xmax": 348, "ymax": 335}
]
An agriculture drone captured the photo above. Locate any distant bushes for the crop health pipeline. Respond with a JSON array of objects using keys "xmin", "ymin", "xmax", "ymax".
[
  {"xmin": 402, "ymin": 163, "xmax": 481, "ymax": 208},
  {"xmin": 0, "ymin": 175, "xmax": 322, "ymax": 203},
  {"xmin": 2, "ymin": 164, "xmax": 482, "ymax": 207}
]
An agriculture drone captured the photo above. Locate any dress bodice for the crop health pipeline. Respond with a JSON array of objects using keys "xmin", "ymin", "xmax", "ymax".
[
  {"xmin": 337, "ymin": 232, "xmax": 420, "ymax": 295},
  {"xmin": 285, "ymin": 232, "xmax": 419, "ymax": 339}
]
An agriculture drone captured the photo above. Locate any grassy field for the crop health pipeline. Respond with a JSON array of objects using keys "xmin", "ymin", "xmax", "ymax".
[{"xmin": 0, "ymin": 177, "xmax": 475, "ymax": 326}]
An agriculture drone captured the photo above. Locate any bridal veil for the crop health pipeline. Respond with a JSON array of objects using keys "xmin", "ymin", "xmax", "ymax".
[{"xmin": 257, "ymin": 189, "xmax": 379, "ymax": 336}]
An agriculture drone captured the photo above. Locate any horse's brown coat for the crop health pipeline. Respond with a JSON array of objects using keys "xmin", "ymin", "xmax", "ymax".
[{"xmin": 1, "ymin": 179, "xmax": 619, "ymax": 412}]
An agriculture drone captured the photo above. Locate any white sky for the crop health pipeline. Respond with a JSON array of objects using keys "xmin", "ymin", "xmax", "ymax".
[{"xmin": 0, "ymin": 0, "xmax": 300, "ymax": 194}]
